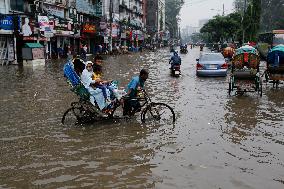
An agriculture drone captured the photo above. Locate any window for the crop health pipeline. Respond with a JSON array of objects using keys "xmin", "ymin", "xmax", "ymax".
[
  {"xmin": 200, "ymin": 54, "xmax": 224, "ymax": 61},
  {"xmin": 10, "ymin": 0, "xmax": 24, "ymax": 12}
]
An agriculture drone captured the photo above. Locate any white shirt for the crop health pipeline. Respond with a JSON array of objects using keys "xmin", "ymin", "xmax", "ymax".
[{"xmin": 81, "ymin": 69, "xmax": 96, "ymax": 89}]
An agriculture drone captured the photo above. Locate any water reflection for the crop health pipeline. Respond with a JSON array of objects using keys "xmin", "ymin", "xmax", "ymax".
[
  {"xmin": 1, "ymin": 48, "xmax": 284, "ymax": 188},
  {"xmin": 223, "ymin": 96, "xmax": 260, "ymax": 144}
]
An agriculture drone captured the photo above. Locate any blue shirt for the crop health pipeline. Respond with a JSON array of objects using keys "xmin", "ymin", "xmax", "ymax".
[
  {"xmin": 170, "ymin": 55, "xmax": 181, "ymax": 65},
  {"xmin": 126, "ymin": 76, "xmax": 145, "ymax": 97}
]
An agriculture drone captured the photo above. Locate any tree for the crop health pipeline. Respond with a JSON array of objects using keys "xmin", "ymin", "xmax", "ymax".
[
  {"xmin": 241, "ymin": 0, "xmax": 261, "ymax": 41},
  {"xmin": 234, "ymin": 0, "xmax": 284, "ymax": 32},
  {"xmin": 259, "ymin": 0, "xmax": 284, "ymax": 32},
  {"xmin": 200, "ymin": 12, "xmax": 242, "ymax": 43},
  {"xmin": 165, "ymin": 0, "xmax": 184, "ymax": 38}
]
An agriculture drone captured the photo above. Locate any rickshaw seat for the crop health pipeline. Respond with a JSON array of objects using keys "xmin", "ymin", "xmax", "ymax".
[{"xmin": 233, "ymin": 69, "xmax": 257, "ymax": 80}]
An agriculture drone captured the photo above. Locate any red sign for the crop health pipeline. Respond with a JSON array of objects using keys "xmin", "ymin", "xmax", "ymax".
[
  {"xmin": 23, "ymin": 37, "xmax": 47, "ymax": 41},
  {"xmin": 83, "ymin": 24, "xmax": 96, "ymax": 33}
]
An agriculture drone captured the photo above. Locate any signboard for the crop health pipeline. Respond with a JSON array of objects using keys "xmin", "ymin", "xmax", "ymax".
[
  {"xmin": 76, "ymin": 0, "xmax": 102, "ymax": 16},
  {"xmin": 83, "ymin": 24, "xmax": 96, "ymax": 33},
  {"xmin": 23, "ymin": 37, "xmax": 47, "ymax": 41},
  {"xmin": 8, "ymin": 39, "xmax": 14, "ymax": 61},
  {"xmin": 38, "ymin": 16, "xmax": 49, "ymax": 31},
  {"xmin": 44, "ymin": 4, "xmax": 64, "ymax": 18},
  {"xmin": 112, "ymin": 23, "xmax": 119, "ymax": 38},
  {"xmin": 0, "ymin": 16, "xmax": 14, "ymax": 31},
  {"xmin": 44, "ymin": 31, "xmax": 54, "ymax": 38},
  {"xmin": 104, "ymin": 37, "xmax": 109, "ymax": 43},
  {"xmin": 121, "ymin": 33, "xmax": 126, "ymax": 39},
  {"xmin": 54, "ymin": 18, "xmax": 72, "ymax": 31},
  {"xmin": 32, "ymin": 48, "xmax": 45, "ymax": 59},
  {"xmin": 100, "ymin": 22, "xmax": 107, "ymax": 30}
]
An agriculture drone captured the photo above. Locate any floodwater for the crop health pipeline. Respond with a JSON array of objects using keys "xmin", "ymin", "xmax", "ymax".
[{"xmin": 0, "ymin": 48, "xmax": 284, "ymax": 189}]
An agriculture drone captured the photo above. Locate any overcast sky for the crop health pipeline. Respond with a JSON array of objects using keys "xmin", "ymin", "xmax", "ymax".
[{"xmin": 180, "ymin": 0, "xmax": 235, "ymax": 28}]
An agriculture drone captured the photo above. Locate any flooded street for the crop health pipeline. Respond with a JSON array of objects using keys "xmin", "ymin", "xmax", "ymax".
[{"xmin": 1, "ymin": 47, "xmax": 284, "ymax": 188}]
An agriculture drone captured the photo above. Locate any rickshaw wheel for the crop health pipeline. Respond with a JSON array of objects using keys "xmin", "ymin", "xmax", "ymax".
[
  {"xmin": 228, "ymin": 81, "xmax": 232, "ymax": 95},
  {"xmin": 141, "ymin": 103, "xmax": 175, "ymax": 124},
  {"xmin": 264, "ymin": 71, "xmax": 269, "ymax": 82},
  {"xmin": 62, "ymin": 108, "xmax": 79, "ymax": 126}
]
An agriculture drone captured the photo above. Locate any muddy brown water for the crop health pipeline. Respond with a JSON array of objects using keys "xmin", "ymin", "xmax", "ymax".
[{"xmin": 0, "ymin": 48, "xmax": 283, "ymax": 188}]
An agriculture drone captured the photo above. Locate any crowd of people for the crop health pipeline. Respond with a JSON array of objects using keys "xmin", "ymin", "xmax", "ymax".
[{"xmin": 54, "ymin": 42, "xmax": 167, "ymax": 60}]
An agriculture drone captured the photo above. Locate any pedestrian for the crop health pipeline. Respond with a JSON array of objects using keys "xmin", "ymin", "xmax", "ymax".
[{"xmin": 80, "ymin": 44, "xmax": 87, "ymax": 61}]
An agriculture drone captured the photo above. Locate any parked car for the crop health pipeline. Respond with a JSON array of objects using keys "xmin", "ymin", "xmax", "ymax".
[{"xmin": 196, "ymin": 53, "xmax": 228, "ymax": 77}]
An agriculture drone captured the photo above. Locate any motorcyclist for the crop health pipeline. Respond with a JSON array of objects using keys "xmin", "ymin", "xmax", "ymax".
[
  {"xmin": 170, "ymin": 44, "xmax": 175, "ymax": 53},
  {"xmin": 200, "ymin": 45, "xmax": 204, "ymax": 51},
  {"xmin": 169, "ymin": 50, "xmax": 181, "ymax": 69}
]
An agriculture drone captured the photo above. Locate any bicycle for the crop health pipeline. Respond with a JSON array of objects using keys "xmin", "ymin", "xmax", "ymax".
[{"xmin": 62, "ymin": 88, "xmax": 176, "ymax": 126}]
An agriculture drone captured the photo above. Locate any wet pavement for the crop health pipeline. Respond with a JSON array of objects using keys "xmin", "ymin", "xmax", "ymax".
[{"xmin": 0, "ymin": 47, "xmax": 284, "ymax": 188}]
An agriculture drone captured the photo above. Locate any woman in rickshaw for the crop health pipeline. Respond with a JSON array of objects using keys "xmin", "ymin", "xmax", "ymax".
[{"xmin": 80, "ymin": 61, "xmax": 112, "ymax": 111}]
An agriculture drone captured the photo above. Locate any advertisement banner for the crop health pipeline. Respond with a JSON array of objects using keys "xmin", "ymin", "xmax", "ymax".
[
  {"xmin": 38, "ymin": 16, "xmax": 49, "ymax": 32},
  {"xmin": 104, "ymin": 37, "xmax": 109, "ymax": 43},
  {"xmin": 100, "ymin": 22, "xmax": 107, "ymax": 30},
  {"xmin": 112, "ymin": 23, "xmax": 119, "ymax": 38},
  {"xmin": 83, "ymin": 24, "xmax": 96, "ymax": 33},
  {"xmin": 44, "ymin": 4, "xmax": 65, "ymax": 18},
  {"xmin": 121, "ymin": 33, "xmax": 126, "ymax": 39},
  {"xmin": 0, "ymin": 16, "xmax": 14, "ymax": 31},
  {"xmin": 54, "ymin": 18, "xmax": 72, "ymax": 31}
]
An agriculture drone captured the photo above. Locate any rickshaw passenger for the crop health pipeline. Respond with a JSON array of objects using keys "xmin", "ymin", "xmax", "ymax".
[
  {"xmin": 72, "ymin": 56, "xmax": 85, "ymax": 76},
  {"xmin": 81, "ymin": 61, "xmax": 110, "ymax": 108}
]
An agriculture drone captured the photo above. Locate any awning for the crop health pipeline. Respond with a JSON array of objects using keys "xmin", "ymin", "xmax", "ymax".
[
  {"xmin": 0, "ymin": 30, "xmax": 13, "ymax": 35},
  {"xmin": 24, "ymin": 43, "xmax": 44, "ymax": 48}
]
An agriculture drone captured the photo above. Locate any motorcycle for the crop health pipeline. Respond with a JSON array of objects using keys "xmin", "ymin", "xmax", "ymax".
[
  {"xmin": 171, "ymin": 64, "xmax": 181, "ymax": 77},
  {"xmin": 180, "ymin": 48, "xmax": 188, "ymax": 54}
]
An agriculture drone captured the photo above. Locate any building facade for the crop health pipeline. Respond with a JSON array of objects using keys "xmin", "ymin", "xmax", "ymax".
[
  {"xmin": 0, "ymin": 0, "xmax": 167, "ymax": 64},
  {"xmin": 146, "ymin": 0, "xmax": 167, "ymax": 44}
]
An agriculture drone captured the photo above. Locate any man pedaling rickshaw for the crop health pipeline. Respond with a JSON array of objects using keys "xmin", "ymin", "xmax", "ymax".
[{"xmin": 123, "ymin": 69, "xmax": 149, "ymax": 116}]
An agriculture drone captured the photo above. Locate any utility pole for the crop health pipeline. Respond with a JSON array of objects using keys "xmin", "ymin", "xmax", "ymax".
[
  {"xmin": 109, "ymin": 0, "xmax": 113, "ymax": 52},
  {"xmin": 222, "ymin": 3, "xmax": 225, "ymax": 16},
  {"xmin": 242, "ymin": 0, "xmax": 247, "ymax": 45}
]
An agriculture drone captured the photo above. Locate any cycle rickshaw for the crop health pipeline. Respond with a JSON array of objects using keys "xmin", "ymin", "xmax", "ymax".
[
  {"xmin": 61, "ymin": 61, "xmax": 176, "ymax": 125},
  {"xmin": 264, "ymin": 45, "xmax": 284, "ymax": 88},
  {"xmin": 228, "ymin": 45, "xmax": 262, "ymax": 96}
]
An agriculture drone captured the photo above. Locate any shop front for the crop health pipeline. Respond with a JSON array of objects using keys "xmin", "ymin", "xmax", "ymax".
[
  {"xmin": 0, "ymin": 15, "xmax": 17, "ymax": 65},
  {"xmin": 51, "ymin": 17, "xmax": 78, "ymax": 59},
  {"xmin": 81, "ymin": 22, "xmax": 100, "ymax": 54}
]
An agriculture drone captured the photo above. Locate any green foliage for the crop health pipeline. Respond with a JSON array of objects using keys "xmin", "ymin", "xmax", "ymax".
[
  {"xmin": 260, "ymin": 0, "xmax": 284, "ymax": 31},
  {"xmin": 233, "ymin": 0, "xmax": 284, "ymax": 36},
  {"xmin": 165, "ymin": 0, "xmax": 184, "ymax": 38},
  {"xmin": 243, "ymin": 0, "xmax": 261, "ymax": 41},
  {"xmin": 201, "ymin": 0, "xmax": 263, "ymax": 43},
  {"xmin": 200, "ymin": 12, "xmax": 242, "ymax": 43}
]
